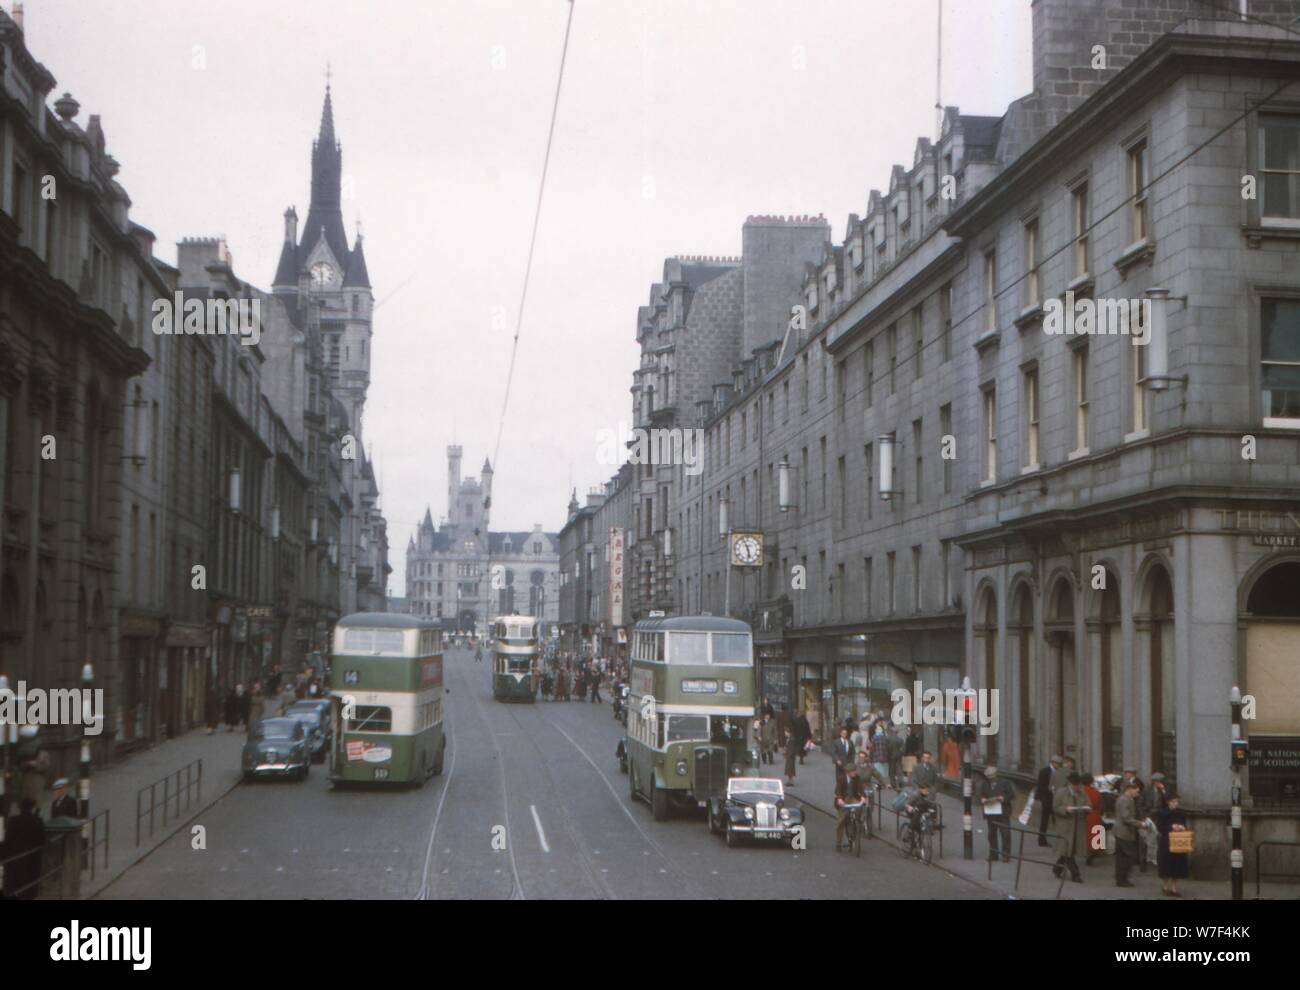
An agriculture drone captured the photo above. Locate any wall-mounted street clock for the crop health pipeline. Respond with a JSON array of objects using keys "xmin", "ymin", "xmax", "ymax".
[{"xmin": 730, "ymin": 532, "xmax": 763, "ymax": 567}]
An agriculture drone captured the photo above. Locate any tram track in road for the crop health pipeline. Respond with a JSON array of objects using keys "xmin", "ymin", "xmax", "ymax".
[
  {"xmin": 494, "ymin": 700, "xmax": 617, "ymax": 899},
  {"xmin": 541, "ymin": 715, "xmax": 714, "ymax": 900},
  {"xmin": 414, "ymin": 650, "xmax": 526, "ymax": 901}
]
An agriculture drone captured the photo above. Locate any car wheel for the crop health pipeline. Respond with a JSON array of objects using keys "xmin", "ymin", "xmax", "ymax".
[
  {"xmin": 725, "ymin": 819, "xmax": 740, "ymax": 848},
  {"xmin": 650, "ymin": 776, "xmax": 669, "ymax": 822},
  {"xmin": 708, "ymin": 808, "xmax": 721, "ymax": 836},
  {"xmin": 433, "ymin": 741, "xmax": 445, "ymax": 777},
  {"xmin": 242, "ymin": 771, "xmax": 254, "ymax": 783}
]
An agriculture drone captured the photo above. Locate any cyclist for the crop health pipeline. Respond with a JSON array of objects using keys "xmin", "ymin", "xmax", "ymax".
[
  {"xmin": 903, "ymin": 782, "xmax": 938, "ymax": 846},
  {"xmin": 835, "ymin": 762, "xmax": 866, "ymax": 852}
]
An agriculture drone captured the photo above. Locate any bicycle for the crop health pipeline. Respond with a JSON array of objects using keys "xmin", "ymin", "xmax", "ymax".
[
  {"xmin": 898, "ymin": 806, "xmax": 937, "ymax": 866},
  {"xmin": 840, "ymin": 800, "xmax": 867, "ymax": 857}
]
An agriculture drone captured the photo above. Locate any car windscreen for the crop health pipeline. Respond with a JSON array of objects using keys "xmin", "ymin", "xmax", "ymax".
[
  {"xmin": 730, "ymin": 780, "xmax": 783, "ymax": 798},
  {"xmin": 256, "ymin": 721, "xmax": 298, "ymax": 739}
]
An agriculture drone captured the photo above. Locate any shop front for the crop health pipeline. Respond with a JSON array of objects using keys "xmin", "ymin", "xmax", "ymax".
[
  {"xmin": 118, "ymin": 611, "xmax": 162, "ymax": 749},
  {"xmin": 164, "ymin": 621, "xmax": 208, "ymax": 736}
]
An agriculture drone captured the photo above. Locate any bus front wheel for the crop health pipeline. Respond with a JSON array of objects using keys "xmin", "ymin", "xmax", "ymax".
[
  {"xmin": 433, "ymin": 741, "xmax": 445, "ymax": 776},
  {"xmin": 651, "ymin": 776, "xmax": 669, "ymax": 822}
]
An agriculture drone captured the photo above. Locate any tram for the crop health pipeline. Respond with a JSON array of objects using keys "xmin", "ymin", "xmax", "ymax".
[
  {"xmin": 492, "ymin": 614, "xmax": 540, "ymax": 702},
  {"xmin": 623, "ymin": 615, "xmax": 757, "ymax": 820},
  {"xmin": 328, "ymin": 612, "xmax": 445, "ymax": 786}
]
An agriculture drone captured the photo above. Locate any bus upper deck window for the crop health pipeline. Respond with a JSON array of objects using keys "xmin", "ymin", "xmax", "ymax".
[
  {"xmin": 712, "ymin": 633, "xmax": 751, "ymax": 664},
  {"xmin": 668, "ymin": 632, "xmax": 708, "ymax": 664}
]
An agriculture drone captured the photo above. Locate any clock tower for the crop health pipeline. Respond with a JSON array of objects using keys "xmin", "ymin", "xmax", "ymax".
[{"xmin": 272, "ymin": 80, "xmax": 374, "ymax": 440}]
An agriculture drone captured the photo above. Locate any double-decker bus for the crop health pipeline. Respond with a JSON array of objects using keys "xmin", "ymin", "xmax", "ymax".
[
  {"xmin": 492, "ymin": 614, "xmax": 540, "ymax": 702},
  {"xmin": 624, "ymin": 615, "xmax": 756, "ymax": 820},
  {"xmin": 329, "ymin": 613, "xmax": 445, "ymax": 786}
]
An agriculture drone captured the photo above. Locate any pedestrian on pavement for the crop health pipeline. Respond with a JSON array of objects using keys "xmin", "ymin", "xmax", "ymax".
[
  {"xmin": 887, "ymin": 725, "xmax": 904, "ymax": 788},
  {"xmin": 941, "ymin": 730, "xmax": 960, "ymax": 780},
  {"xmin": 249, "ymin": 682, "xmax": 266, "ymax": 728},
  {"xmin": 1035, "ymin": 755, "xmax": 1063, "ymax": 847},
  {"xmin": 979, "ymin": 765, "xmax": 1016, "ymax": 863},
  {"xmin": 913, "ymin": 750, "xmax": 938, "ymax": 791},
  {"xmin": 783, "ymin": 730, "xmax": 798, "ymax": 785},
  {"xmin": 0, "ymin": 797, "xmax": 45, "ymax": 899},
  {"xmin": 1052, "ymin": 772, "xmax": 1089, "ymax": 883},
  {"xmin": 590, "ymin": 669, "xmax": 602, "ymax": 703},
  {"xmin": 832, "ymin": 726, "xmax": 855, "ymax": 785},
  {"xmin": 1141, "ymin": 771, "xmax": 1169, "ymax": 870},
  {"xmin": 49, "ymin": 778, "xmax": 77, "ymax": 819},
  {"xmin": 16, "ymin": 726, "xmax": 48, "ymax": 807},
  {"xmin": 760, "ymin": 696, "xmax": 775, "ymax": 720},
  {"xmin": 206, "ymin": 683, "xmax": 220, "ymax": 734},
  {"xmin": 1082, "ymin": 773, "xmax": 1104, "ymax": 865},
  {"xmin": 792, "ymin": 710, "xmax": 813, "ymax": 765},
  {"xmin": 224, "ymin": 685, "xmax": 240, "ymax": 732},
  {"xmin": 869, "ymin": 725, "xmax": 890, "ymax": 789},
  {"xmin": 1113, "ymin": 779, "xmax": 1143, "ymax": 888},
  {"xmin": 760, "ymin": 714, "xmax": 776, "ymax": 765},
  {"xmin": 278, "ymin": 681, "xmax": 297, "ymax": 715},
  {"xmin": 849, "ymin": 720, "xmax": 867, "ymax": 755},
  {"xmin": 541, "ymin": 671, "xmax": 553, "ymax": 701},
  {"xmin": 237, "ymin": 682, "xmax": 250, "ymax": 728},
  {"xmin": 1156, "ymin": 793, "xmax": 1190, "ymax": 897},
  {"xmin": 1120, "ymin": 767, "xmax": 1147, "ymax": 868},
  {"xmin": 902, "ymin": 725, "xmax": 921, "ymax": 779}
]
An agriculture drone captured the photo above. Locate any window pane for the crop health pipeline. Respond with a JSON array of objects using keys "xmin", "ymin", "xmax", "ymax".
[
  {"xmin": 669, "ymin": 632, "xmax": 709, "ymax": 664},
  {"xmin": 1262, "ymin": 116, "xmax": 1300, "ymax": 171},
  {"xmin": 666, "ymin": 715, "xmax": 710, "ymax": 743},
  {"xmin": 1262, "ymin": 299, "xmax": 1300, "ymax": 362},
  {"xmin": 351, "ymin": 706, "xmax": 392, "ymax": 732},
  {"xmin": 712, "ymin": 633, "xmax": 751, "ymax": 663},
  {"xmin": 1262, "ymin": 174, "xmax": 1300, "ymax": 218},
  {"xmin": 1263, "ymin": 364, "xmax": 1300, "ymax": 418}
]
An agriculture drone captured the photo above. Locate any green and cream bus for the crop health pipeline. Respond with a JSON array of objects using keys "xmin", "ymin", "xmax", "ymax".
[
  {"xmin": 624, "ymin": 615, "xmax": 757, "ymax": 820},
  {"xmin": 492, "ymin": 614, "xmax": 540, "ymax": 702},
  {"xmin": 329, "ymin": 613, "xmax": 445, "ymax": 786}
]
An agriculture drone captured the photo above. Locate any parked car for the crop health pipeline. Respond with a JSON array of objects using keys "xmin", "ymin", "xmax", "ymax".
[
  {"xmin": 242, "ymin": 718, "xmax": 311, "ymax": 781},
  {"xmin": 708, "ymin": 774, "xmax": 804, "ymax": 848},
  {"xmin": 286, "ymin": 700, "xmax": 332, "ymax": 762}
]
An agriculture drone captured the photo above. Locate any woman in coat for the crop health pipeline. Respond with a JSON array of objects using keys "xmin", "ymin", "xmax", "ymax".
[{"xmin": 1156, "ymin": 793, "xmax": 1190, "ymax": 896}]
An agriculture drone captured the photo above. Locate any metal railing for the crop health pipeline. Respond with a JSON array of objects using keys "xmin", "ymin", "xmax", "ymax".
[
  {"xmin": 0, "ymin": 842, "xmax": 61, "ymax": 899},
  {"xmin": 84, "ymin": 809, "xmax": 110, "ymax": 880},
  {"xmin": 996, "ymin": 821, "xmax": 1071, "ymax": 898},
  {"xmin": 135, "ymin": 758, "xmax": 203, "ymax": 847},
  {"xmin": 1255, "ymin": 840, "xmax": 1300, "ymax": 899}
]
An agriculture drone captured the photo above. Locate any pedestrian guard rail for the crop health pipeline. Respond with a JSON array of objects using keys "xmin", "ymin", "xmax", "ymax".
[
  {"xmin": 85, "ymin": 809, "xmax": 109, "ymax": 880},
  {"xmin": 1255, "ymin": 840, "xmax": 1300, "ymax": 899},
  {"xmin": 135, "ymin": 758, "xmax": 203, "ymax": 847}
]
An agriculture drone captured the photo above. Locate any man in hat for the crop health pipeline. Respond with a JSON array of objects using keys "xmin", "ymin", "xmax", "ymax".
[
  {"xmin": 50, "ymin": 778, "xmax": 78, "ymax": 819},
  {"xmin": 1113, "ymin": 778, "xmax": 1143, "ymax": 887},
  {"xmin": 1034, "ymin": 755, "xmax": 1063, "ymax": 847},
  {"xmin": 979, "ymin": 765, "xmax": 1016, "ymax": 863},
  {"xmin": 1052, "ymin": 771, "xmax": 1089, "ymax": 882},
  {"xmin": 834, "ymin": 760, "xmax": 866, "ymax": 852}
]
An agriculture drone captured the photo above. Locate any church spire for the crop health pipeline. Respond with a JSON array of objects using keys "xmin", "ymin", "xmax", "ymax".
[{"xmin": 301, "ymin": 78, "xmax": 349, "ymax": 266}]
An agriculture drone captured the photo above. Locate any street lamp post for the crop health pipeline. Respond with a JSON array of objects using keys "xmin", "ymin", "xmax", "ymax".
[
  {"xmin": 961, "ymin": 675, "xmax": 974, "ymax": 861},
  {"xmin": 80, "ymin": 663, "xmax": 94, "ymax": 825},
  {"xmin": 1229, "ymin": 685, "xmax": 1244, "ymax": 901}
]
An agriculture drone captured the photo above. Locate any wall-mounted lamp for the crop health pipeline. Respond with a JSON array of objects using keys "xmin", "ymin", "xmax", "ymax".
[
  {"xmin": 878, "ymin": 434, "xmax": 902, "ymax": 500},
  {"xmin": 1143, "ymin": 287, "xmax": 1189, "ymax": 391},
  {"xmin": 718, "ymin": 497, "xmax": 730, "ymax": 538},
  {"xmin": 778, "ymin": 456, "xmax": 793, "ymax": 512},
  {"xmin": 228, "ymin": 466, "xmax": 242, "ymax": 513},
  {"xmin": 270, "ymin": 505, "xmax": 281, "ymax": 541},
  {"xmin": 662, "ymin": 527, "xmax": 673, "ymax": 558}
]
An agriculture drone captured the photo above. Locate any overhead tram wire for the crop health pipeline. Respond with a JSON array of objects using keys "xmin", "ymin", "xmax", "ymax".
[{"xmin": 489, "ymin": 0, "xmax": 577, "ymax": 495}]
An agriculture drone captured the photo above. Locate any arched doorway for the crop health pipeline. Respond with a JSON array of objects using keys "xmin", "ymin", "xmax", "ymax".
[
  {"xmin": 1242, "ymin": 560, "xmax": 1300, "ymax": 800},
  {"xmin": 1045, "ymin": 576, "xmax": 1077, "ymax": 763},
  {"xmin": 1010, "ymin": 582, "xmax": 1035, "ymax": 770}
]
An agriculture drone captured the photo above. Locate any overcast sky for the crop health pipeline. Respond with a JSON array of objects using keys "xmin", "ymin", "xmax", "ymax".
[{"xmin": 27, "ymin": 0, "xmax": 1032, "ymax": 597}]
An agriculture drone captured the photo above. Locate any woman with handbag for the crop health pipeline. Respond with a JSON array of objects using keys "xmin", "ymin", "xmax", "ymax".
[{"xmin": 1156, "ymin": 793, "xmax": 1191, "ymax": 896}]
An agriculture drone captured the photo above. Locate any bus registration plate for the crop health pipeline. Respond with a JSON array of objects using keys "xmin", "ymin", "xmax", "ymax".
[{"xmin": 373, "ymin": 768, "xmax": 389, "ymax": 780}]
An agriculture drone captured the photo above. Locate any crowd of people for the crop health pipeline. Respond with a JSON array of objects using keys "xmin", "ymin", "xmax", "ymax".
[
  {"xmin": 1032, "ymin": 755, "xmax": 1189, "ymax": 894},
  {"xmin": 537, "ymin": 652, "xmax": 620, "ymax": 704},
  {"xmin": 206, "ymin": 669, "xmax": 327, "ymax": 735}
]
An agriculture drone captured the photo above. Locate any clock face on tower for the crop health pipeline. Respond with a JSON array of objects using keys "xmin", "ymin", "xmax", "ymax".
[
  {"xmin": 730, "ymin": 532, "xmax": 763, "ymax": 567},
  {"xmin": 310, "ymin": 261, "xmax": 335, "ymax": 288}
]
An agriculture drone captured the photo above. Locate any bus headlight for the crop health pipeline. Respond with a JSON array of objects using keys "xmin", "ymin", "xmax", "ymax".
[{"xmin": 675, "ymin": 759, "xmax": 688, "ymax": 776}]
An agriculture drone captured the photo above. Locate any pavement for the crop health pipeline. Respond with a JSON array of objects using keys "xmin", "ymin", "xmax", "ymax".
[
  {"xmin": 90, "ymin": 647, "xmax": 999, "ymax": 900},
  {"xmin": 781, "ymin": 750, "xmax": 1300, "ymax": 901},
  {"xmin": 77, "ymin": 723, "xmax": 246, "ymax": 898}
]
